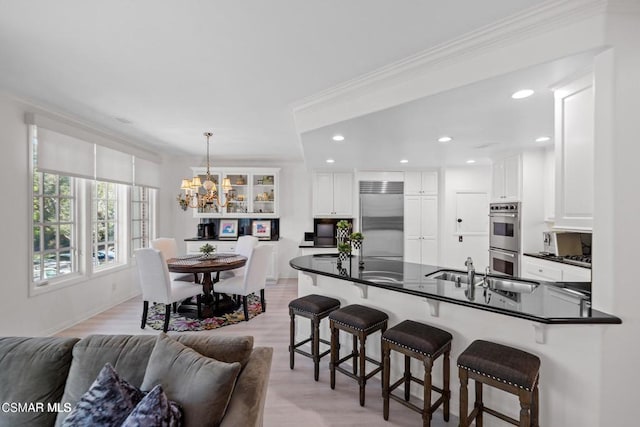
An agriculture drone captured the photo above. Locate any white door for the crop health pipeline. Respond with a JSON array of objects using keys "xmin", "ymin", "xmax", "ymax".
[
  {"xmin": 455, "ymin": 192, "xmax": 489, "ymax": 234},
  {"xmin": 313, "ymin": 172, "xmax": 334, "ymax": 215},
  {"xmin": 404, "ymin": 238, "xmax": 422, "ymax": 264},
  {"xmin": 332, "ymin": 172, "xmax": 353, "ymax": 216}
]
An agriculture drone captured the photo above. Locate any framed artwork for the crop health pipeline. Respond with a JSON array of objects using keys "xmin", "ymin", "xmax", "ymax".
[
  {"xmin": 252, "ymin": 220, "xmax": 271, "ymax": 240},
  {"xmin": 219, "ymin": 220, "xmax": 238, "ymax": 239}
]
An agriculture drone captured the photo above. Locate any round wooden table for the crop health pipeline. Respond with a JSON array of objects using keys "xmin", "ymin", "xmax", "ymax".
[{"xmin": 167, "ymin": 254, "xmax": 247, "ymax": 318}]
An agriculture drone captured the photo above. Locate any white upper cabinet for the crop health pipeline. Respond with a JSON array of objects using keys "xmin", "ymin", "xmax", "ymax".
[
  {"xmin": 404, "ymin": 171, "xmax": 438, "ymax": 195},
  {"xmin": 190, "ymin": 167, "xmax": 279, "ymax": 218},
  {"xmin": 491, "ymin": 154, "xmax": 521, "ymax": 201},
  {"xmin": 404, "ymin": 194, "xmax": 438, "ymax": 265},
  {"xmin": 313, "ymin": 171, "xmax": 353, "ymax": 217},
  {"xmin": 554, "ymin": 73, "xmax": 594, "ymax": 230}
]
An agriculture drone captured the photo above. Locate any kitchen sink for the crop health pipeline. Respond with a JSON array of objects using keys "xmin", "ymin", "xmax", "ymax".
[
  {"xmin": 359, "ymin": 271, "xmax": 403, "ymax": 284},
  {"xmin": 485, "ymin": 278, "xmax": 539, "ymax": 294},
  {"xmin": 425, "ymin": 270, "xmax": 483, "ymax": 285}
]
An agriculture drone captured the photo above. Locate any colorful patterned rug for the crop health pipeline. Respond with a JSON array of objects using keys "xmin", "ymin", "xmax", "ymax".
[{"xmin": 146, "ymin": 294, "xmax": 263, "ymax": 331}]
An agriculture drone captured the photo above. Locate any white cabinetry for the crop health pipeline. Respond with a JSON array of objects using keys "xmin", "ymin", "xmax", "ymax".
[
  {"xmin": 185, "ymin": 240, "xmax": 279, "ymax": 284},
  {"xmin": 522, "ymin": 255, "xmax": 590, "ymax": 282},
  {"xmin": 189, "ymin": 167, "xmax": 279, "ymax": 218},
  {"xmin": 313, "ymin": 172, "xmax": 353, "ymax": 217},
  {"xmin": 404, "ymin": 171, "xmax": 438, "ymax": 195},
  {"xmin": 492, "ymin": 155, "xmax": 521, "ymax": 201},
  {"xmin": 404, "ymin": 195, "xmax": 438, "ymax": 264},
  {"xmin": 554, "ymin": 74, "xmax": 594, "ymax": 230}
]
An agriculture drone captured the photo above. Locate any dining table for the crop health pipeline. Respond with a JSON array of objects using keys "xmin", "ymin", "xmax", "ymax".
[{"xmin": 167, "ymin": 253, "xmax": 247, "ymax": 318}]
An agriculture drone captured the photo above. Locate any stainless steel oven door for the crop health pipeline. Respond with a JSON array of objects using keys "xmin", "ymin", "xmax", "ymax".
[
  {"xmin": 489, "ymin": 248, "xmax": 519, "ymax": 277},
  {"xmin": 489, "ymin": 212, "xmax": 520, "ymax": 252}
]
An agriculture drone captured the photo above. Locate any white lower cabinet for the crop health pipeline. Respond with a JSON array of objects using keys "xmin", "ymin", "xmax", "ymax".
[
  {"xmin": 522, "ymin": 255, "xmax": 590, "ymax": 282},
  {"xmin": 185, "ymin": 240, "xmax": 278, "ymax": 284},
  {"xmin": 404, "ymin": 195, "xmax": 438, "ymax": 264}
]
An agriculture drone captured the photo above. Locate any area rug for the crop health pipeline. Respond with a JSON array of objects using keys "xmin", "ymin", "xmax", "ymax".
[{"xmin": 146, "ymin": 294, "xmax": 263, "ymax": 332}]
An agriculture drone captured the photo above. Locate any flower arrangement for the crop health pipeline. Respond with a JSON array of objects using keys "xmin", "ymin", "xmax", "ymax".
[{"xmin": 336, "ymin": 220, "xmax": 351, "ymax": 230}]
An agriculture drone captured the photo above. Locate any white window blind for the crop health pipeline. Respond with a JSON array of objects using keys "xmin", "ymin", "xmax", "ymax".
[
  {"xmin": 36, "ymin": 128, "xmax": 94, "ymax": 179},
  {"xmin": 95, "ymin": 145, "xmax": 134, "ymax": 185},
  {"xmin": 134, "ymin": 157, "xmax": 161, "ymax": 188}
]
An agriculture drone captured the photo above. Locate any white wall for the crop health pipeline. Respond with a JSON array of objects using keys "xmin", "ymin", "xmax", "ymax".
[
  {"xmin": 441, "ymin": 166, "xmax": 491, "ymax": 270},
  {"xmin": 158, "ymin": 157, "xmax": 312, "ymax": 280},
  {"xmin": 0, "ymin": 93, "xmax": 140, "ymax": 336}
]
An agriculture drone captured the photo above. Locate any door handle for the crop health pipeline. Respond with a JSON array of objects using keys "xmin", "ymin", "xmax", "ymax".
[{"xmin": 457, "ymin": 218, "xmax": 462, "ymax": 223}]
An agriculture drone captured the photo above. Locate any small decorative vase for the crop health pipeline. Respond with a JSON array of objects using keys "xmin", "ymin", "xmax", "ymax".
[
  {"xmin": 338, "ymin": 251, "xmax": 350, "ymax": 263},
  {"xmin": 337, "ymin": 228, "xmax": 350, "ymax": 246}
]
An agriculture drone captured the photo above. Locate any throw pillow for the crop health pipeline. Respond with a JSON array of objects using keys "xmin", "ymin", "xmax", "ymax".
[
  {"xmin": 141, "ymin": 333, "xmax": 242, "ymax": 427},
  {"xmin": 61, "ymin": 363, "xmax": 144, "ymax": 427},
  {"xmin": 121, "ymin": 384, "xmax": 182, "ymax": 427}
]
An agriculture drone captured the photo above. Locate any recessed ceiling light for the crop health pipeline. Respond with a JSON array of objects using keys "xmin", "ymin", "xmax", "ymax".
[
  {"xmin": 400, "ymin": 159, "xmax": 409, "ymax": 163},
  {"xmin": 326, "ymin": 159, "xmax": 335, "ymax": 164},
  {"xmin": 535, "ymin": 136, "xmax": 551, "ymax": 142},
  {"xmin": 438, "ymin": 136, "xmax": 453, "ymax": 143},
  {"xmin": 466, "ymin": 159, "xmax": 476, "ymax": 164},
  {"xmin": 512, "ymin": 89, "xmax": 534, "ymax": 99},
  {"xmin": 332, "ymin": 135, "xmax": 345, "ymax": 141}
]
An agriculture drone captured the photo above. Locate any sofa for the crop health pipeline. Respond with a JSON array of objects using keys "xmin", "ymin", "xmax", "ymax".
[{"xmin": 0, "ymin": 334, "xmax": 273, "ymax": 427}]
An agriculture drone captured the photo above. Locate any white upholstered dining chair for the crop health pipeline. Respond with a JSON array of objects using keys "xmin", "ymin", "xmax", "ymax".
[
  {"xmin": 219, "ymin": 235, "xmax": 259, "ymax": 280},
  {"xmin": 150, "ymin": 237, "xmax": 194, "ymax": 282},
  {"xmin": 215, "ymin": 245, "xmax": 271, "ymax": 321},
  {"xmin": 135, "ymin": 248, "xmax": 202, "ymax": 332}
]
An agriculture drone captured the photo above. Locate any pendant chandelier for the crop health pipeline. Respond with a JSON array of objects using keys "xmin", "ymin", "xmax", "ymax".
[{"xmin": 177, "ymin": 132, "xmax": 232, "ymax": 211}]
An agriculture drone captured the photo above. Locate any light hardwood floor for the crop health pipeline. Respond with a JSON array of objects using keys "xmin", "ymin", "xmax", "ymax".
[{"xmin": 58, "ymin": 279, "xmax": 454, "ymax": 426}]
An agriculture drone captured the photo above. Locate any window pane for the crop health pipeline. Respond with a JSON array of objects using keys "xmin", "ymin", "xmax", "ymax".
[
  {"xmin": 59, "ymin": 198, "xmax": 72, "ymax": 222},
  {"xmin": 107, "ymin": 201, "xmax": 116, "ymax": 220},
  {"xmin": 59, "ymin": 224, "xmax": 71, "ymax": 248},
  {"xmin": 43, "ymin": 173, "xmax": 57, "ymax": 195},
  {"xmin": 33, "ymin": 226, "xmax": 41, "ymax": 252},
  {"xmin": 33, "ymin": 197, "xmax": 40, "ymax": 222},
  {"xmin": 33, "ymin": 172, "xmax": 40, "ymax": 194},
  {"xmin": 43, "ymin": 197, "xmax": 57, "ymax": 223},
  {"xmin": 107, "ymin": 223, "xmax": 115, "ymax": 241},
  {"xmin": 44, "ymin": 226, "xmax": 57, "ymax": 250},
  {"xmin": 59, "ymin": 251, "xmax": 72, "ymax": 275},
  {"xmin": 96, "ymin": 200, "xmax": 106, "ymax": 220},
  {"xmin": 132, "ymin": 220, "xmax": 141, "ymax": 237},
  {"xmin": 33, "ymin": 254, "xmax": 41, "ymax": 281},
  {"xmin": 97, "ymin": 222, "xmax": 106, "ymax": 243},
  {"xmin": 59, "ymin": 176, "xmax": 71, "ymax": 196},
  {"xmin": 132, "ymin": 204, "xmax": 141, "ymax": 220},
  {"xmin": 44, "ymin": 253, "xmax": 56, "ymax": 278}
]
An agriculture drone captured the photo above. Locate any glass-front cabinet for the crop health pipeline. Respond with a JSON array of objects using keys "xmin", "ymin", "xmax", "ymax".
[{"xmin": 190, "ymin": 167, "xmax": 279, "ymax": 218}]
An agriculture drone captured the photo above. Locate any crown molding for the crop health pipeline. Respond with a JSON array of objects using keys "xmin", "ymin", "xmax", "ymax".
[{"xmin": 292, "ymin": 0, "xmax": 607, "ymax": 114}]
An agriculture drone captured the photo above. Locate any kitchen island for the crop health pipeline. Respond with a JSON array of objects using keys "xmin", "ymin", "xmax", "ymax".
[{"xmin": 290, "ymin": 254, "xmax": 620, "ymax": 426}]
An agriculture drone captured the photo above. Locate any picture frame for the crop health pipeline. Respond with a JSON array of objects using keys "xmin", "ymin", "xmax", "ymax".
[
  {"xmin": 252, "ymin": 220, "xmax": 271, "ymax": 240},
  {"xmin": 219, "ymin": 219, "xmax": 238, "ymax": 240}
]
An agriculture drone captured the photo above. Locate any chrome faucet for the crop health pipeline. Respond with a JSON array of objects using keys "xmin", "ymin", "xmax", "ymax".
[{"xmin": 464, "ymin": 257, "xmax": 476, "ymax": 301}]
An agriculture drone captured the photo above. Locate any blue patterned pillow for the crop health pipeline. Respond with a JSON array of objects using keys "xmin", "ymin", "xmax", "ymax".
[
  {"xmin": 62, "ymin": 363, "xmax": 143, "ymax": 426},
  {"xmin": 121, "ymin": 384, "xmax": 183, "ymax": 427}
]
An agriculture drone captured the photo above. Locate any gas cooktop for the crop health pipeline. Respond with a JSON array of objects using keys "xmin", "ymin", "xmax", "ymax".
[{"xmin": 538, "ymin": 253, "xmax": 591, "ymax": 268}]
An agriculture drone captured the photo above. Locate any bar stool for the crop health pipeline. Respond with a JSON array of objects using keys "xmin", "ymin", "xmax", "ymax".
[
  {"xmin": 458, "ymin": 340, "xmax": 540, "ymax": 427},
  {"xmin": 382, "ymin": 320, "xmax": 452, "ymax": 427},
  {"xmin": 329, "ymin": 304, "xmax": 388, "ymax": 406},
  {"xmin": 289, "ymin": 294, "xmax": 341, "ymax": 381}
]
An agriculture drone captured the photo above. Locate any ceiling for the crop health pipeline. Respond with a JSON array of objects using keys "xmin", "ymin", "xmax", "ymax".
[
  {"xmin": 0, "ymin": 0, "xmax": 546, "ymax": 160},
  {"xmin": 300, "ymin": 50, "xmax": 597, "ymax": 169}
]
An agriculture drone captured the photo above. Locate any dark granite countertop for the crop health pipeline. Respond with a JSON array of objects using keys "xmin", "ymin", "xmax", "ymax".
[{"xmin": 289, "ymin": 255, "xmax": 620, "ymax": 325}]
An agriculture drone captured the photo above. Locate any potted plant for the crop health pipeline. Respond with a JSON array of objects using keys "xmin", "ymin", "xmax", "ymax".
[
  {"xmin": 199, "ymin": 243, "xmax": 216, "ymax": 259},
  {"xmin": 337, "ymin": 242, "xmax": 352, "ymax": 263},
  {"xmin": 336, "ymin": 220, "xmax": 351, "ymax": 244}
]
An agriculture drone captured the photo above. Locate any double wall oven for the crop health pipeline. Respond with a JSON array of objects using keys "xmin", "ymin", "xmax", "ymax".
[{"xmin": 489, "ymin": 202, "xmax": 520, "ymax": 277}]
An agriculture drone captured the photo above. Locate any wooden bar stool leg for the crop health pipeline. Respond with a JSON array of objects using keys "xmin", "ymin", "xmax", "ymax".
[
  {"xmin": 382, "ymin": 342, "xmax": 391, "ymax": 421},
  {"xmin": 443, "ymin": 349, "xmax": 450, "ymax": 422},
  {"xmin": 422, "ymin": 357, "xmax": 433, "ymax": 427},
  {"xmin": 358, "ymin": 332, "xmax": 367, "ymax": 406},
  {"xmin": 330, "ymin": 323, "xmax": 338, "ymax": 389},
  {"xmin": 313, "ymin": 316, "xmax": 321, "ymax": 381},
  {"xmin": 404, "ymin": 355, "xmax": 411, "ymax": 401},
  {"xmin": 532, "ymin": 384, "xmax": 540, "ymax": 427},
  {"xmin": 459, "ymin": 367, "xmax": 469, "ymax": 427},
  {"xmin": 518, "ymin": 389, "xmax": 531, "ymax": 427},
  {"xmin": 475, "ymin": 381, "xmax": 483, "ymax": 427},
  {"xmin": 352, "ymin": 334, "xmax": 358, "ymax": 375},
  {"xmin": 289, "ymin": 309, "xmax": 295, "ymax": 370}
]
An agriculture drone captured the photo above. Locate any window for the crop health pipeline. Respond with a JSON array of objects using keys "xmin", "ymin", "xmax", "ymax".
[
  {"xmin": 131, "ymin": 186, "xmax": 156, "ymax": 254},
  {"xmin": 32, "ymin": 171, "xmax": 77, "ymax": 283},
  {"xmin": 92, "ymin": 181, "xmax": 120, "ymax": 269}
]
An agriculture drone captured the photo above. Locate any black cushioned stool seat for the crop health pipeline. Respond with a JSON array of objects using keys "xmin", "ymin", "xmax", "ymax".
[
  {"xmin": 382, "ymin": 320, "xmax": 452, "ymax": 427},
  {"xmin": 289, "ymin": 294, "xmax": 341, "ymax": 381},
  {"xmin": 329, "ymin": 304, "xmax": 388, "ymax": 406},
  {"xmin": 458, "ymin": 340, "xmax": 540, "ymax": 427}
]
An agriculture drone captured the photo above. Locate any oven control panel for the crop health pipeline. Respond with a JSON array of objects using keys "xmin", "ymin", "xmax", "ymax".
[{"xmin": 490, "ymin": 202, "xmax": 520, "ymax": 213}]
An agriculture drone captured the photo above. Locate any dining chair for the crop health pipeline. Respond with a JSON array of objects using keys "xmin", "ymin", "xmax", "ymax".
[
  {"xmin": 150, "ymin": 237, "xmax": 194, "ymax": 282},
  {"xmin": 219, "ymin": 235, "xmax": 259, "ymax": 280},
  {"xmin": 215, "ymin": 245, "xmax": 272, "ymax": 321},
  {"xmin": 135, "ymin": 248, "xmax": 202, "ymax": 332}
]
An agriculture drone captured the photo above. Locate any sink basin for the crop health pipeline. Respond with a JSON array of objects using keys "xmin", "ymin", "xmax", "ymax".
[
  {"xmin": 359, "ymin": 271, "xmax": 403, "ymax": 284},
  {"xmin": 425, "ymin": 270, "xmax": 482, "ymax": 285},
  {"xmin": 485, "ymin": 278, "xmax": 539, "ymax": 294}
]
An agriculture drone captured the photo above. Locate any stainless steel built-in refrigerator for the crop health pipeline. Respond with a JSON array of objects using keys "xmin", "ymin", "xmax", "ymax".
[{"xmin": 359, "ymin": 181, "xmax": 404, "ymax": 259}]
